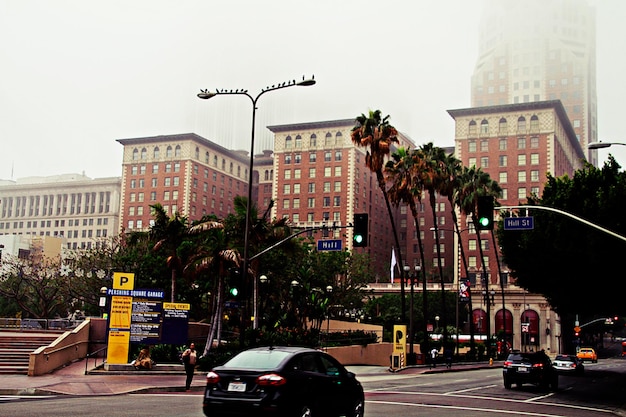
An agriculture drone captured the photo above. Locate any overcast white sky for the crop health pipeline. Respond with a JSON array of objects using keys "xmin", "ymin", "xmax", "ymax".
[{"xmin": 2, "ymin": 0, "xmax": 625, "ymax": 180}]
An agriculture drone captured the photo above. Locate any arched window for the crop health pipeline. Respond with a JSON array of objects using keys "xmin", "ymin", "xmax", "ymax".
[
  {"xmin": 530, "ymin": 115, "xmax": 539, "ymax": 132},
  {"xmin": 264, "ymin": 170, "xmax": 270, "ymax": 181},
  {"xmin": 480, "ymin": 119, "xmax": 489, "ymax": 135},
  {"xmin": 222, "ymin": 158, "xmax": 226, "ymax": 171},
  {"xmin": 141, "ymin": 148, "xmax": 147, "ymax": 160},
  {"xmin": 132, "ymin": 148, "xmax": 139, "ymax": 160},
  {"xmin": 495, "ymin": 309, "xmax": 513, "ymax": 336},
  {"xmin": 517, "ymin": 116, "xmax": 526, "ymax": 133},
  {"xmin": 175, "ymin": 145, "xmax": 181, "ymax": 157},
  {"xmin": 295, "ymin": 135, "xmax": 302, "ymax": 149},
  {"xmin": 521, "ymin": 309, "xmax": 540, "ymax": 348},
  {"xmin": 335, "ymin": 131, "xmax": 343, "ymax": 145},
  {"xmin": 325, "ymin": 132, "xmax": 333, "ymax": 147},
  {"xmin": 285, "ymin": 135, "xmax": 293, "ymax": 149},
  {"xmin": 205, "ymin": 151, "xmax": 209, "ymax": 163},
  {"xmin": 195, "ymin": 147, "xmax": 200, "ymax": 159},
  {"xmin": 229, "ymin": 162, "xmax": 233, "ymax": 173},
  {"xmin": 498, "ymin": 118, "xmax": 507, "ymax": 135},
  {"xmin": 468, "ymin": 120, "xmax": 477, "ymax": 137},
  {"xmin": 166, "ymin": 146, "xmax": 173, "ymax": 158},
  {"xmin": 154, "ymin": 147, "xmax": 160, "ymax": 159},
  {"xmin": 213, "ymin": 155, "xmax": 218, "ymax": 166},
  {"xmin": 310, "ymin": 134, "xmax": 317, "ymax": 147},
  {"xmin": 473, "ymin": 309, "xmax": 488, "ymax": 334}
]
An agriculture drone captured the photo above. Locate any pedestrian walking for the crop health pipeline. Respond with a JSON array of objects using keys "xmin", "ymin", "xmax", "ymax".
[
  {"xmin": 430, "ymin": 347, "xmax": 438, "ymax": 368},
  {"xmin": 444, "ymin": 347, "xmax": 453, "ymax": 369},
  {"xmin": 182, "ymin": 342, "xmax": 197, "ymax": 391}
]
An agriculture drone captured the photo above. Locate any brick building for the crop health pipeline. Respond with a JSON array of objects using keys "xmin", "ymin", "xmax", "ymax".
[
  {"xmin": 116, "ymin": 133, "xmax": 250, "ymax": 231},
  {"xmin": 447, "ymin": 100, "xmax": 585, "ymax": 351}
]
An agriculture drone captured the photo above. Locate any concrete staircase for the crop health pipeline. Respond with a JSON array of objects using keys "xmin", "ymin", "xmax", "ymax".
[{"xmin": 0, "ymin": 333, "xmax": 61, "ymax": 375}]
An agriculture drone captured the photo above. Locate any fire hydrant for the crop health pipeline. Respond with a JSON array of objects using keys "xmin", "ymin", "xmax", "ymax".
[{"xmin": 489, "ymin": 357, "xmax": 493, "ymax": 366}]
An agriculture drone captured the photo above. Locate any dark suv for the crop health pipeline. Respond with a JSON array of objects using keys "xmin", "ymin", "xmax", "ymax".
[{"xmin": 503, "ymin": 350, "xmax": 558, "ymax": 391}]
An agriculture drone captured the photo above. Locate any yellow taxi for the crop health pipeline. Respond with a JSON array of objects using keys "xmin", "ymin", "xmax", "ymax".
[{"xmin": 576, "ymin": 347, "xmax": 598, "ymax": 363}]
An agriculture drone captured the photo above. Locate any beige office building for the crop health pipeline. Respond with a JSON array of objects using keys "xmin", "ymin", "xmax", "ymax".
[{"xmin": 0, "ymin": 174, "xmax": 121, "ymax": 250}]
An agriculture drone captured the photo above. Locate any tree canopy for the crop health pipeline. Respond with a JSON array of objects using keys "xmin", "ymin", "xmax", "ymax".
[{"xmin": 498, "ymin": 156, "xmax": 626, "ymax": 317}]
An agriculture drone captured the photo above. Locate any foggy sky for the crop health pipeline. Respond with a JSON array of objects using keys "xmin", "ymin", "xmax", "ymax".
[{"xmin": 1, "ymin": 0, "xmax": 625, "ymax": 180}]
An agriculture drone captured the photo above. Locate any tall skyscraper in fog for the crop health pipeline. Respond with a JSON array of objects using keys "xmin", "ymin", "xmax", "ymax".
[{"xmin": 471, "ymin": 0, "xmax": 597, "ymax": 164}]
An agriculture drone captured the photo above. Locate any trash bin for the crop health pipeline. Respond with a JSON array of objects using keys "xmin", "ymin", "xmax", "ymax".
[
  {"xmin": 415, "ymin": 353, "xmax": 425, "ymax": 365},
  {"xmin": 391, "ymin": 353, "xmax": 401, "ymax": 369}
]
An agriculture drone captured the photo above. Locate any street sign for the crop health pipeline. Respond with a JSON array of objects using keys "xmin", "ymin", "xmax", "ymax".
[
  {"xmin": 504, "ymin": 216, "xmax": 534, "ymax": 230},
  {"xmin": 317, "ymin": 239, "xmax": 342, "ymax": 251}
]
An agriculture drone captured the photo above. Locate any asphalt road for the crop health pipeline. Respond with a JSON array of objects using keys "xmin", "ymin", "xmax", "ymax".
[{"xmin": 2, "ymin": 359, "xmax": 626, "ymax": 417}]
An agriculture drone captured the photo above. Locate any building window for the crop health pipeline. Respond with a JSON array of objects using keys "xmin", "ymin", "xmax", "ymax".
[
  {"xmin": 309, "ymin": 168, "xmax": 315, "ymax": 178},
  {"xmin": 480, "ymin": 139, "xmax": 489, "ymax": 152},
  {"xmin": 530, "ymin": 137, "xmax": 539, "ymax": 148},
  {"xmin": 499, "ymin": 155, "xmax": 507, "ymax": 167},
  {"xmin": 531, "ymin": 153, "xmax": 539, "ymax": 165},
  {"xmin": 323, "ymin": 197, "xmax": 331, "ymax": 207},
  {"xmin": 518, "ymin": 154, "xmax": 527, "ymax": 166},
  {"xmin": 468, "ymin": 157, "xmax": 477, "ymax": 167},
  {"xmin": 518, "ymin": 188, "xmax": 527, "ymax": 199},
  {"xmin": 285, "ymin": 136, "xmax": 292, "ymax": 149},
  {"xmin": 334, "ymin": 181, "xmax": 341, "ymax": 192},
  {"xmin": 480, "ymin": 157, "xmax": 489, "ymax": 168},
  {"xmin": 499, "ymin": 172, "xmax": 507, "ymax": 183},
  {"xmin": 307, "ymin": 198, "xmax": 315, "ymax": 208},
  {"xmin": 309, "ymin": 153, "xmax": 317, "ymax": 163},
  {"xmin": 518, "ymin": 171, "xmax": 527, "ymax": 182},
  {"xmin": 285, "ymin": 154, "xmax": 291, "ymax": 164},
  {"xmin": 324, "ymin": 167, "xmax": 331, "ymax": 177},
  {"xmin": 293, "ymin": 198, "xmax": 300, "ymax": 208},
  {"xmin": 284, "ymin": 169, "xmax": 291, "ymax": 180},
  {"xmin": 530, "ymin": 170, "xmax": 540, "ymax": 181},
  {"xmin": 468, "ymin": 140, "xmax": 476, "ymax": 152},
  {"xmin": 468, "ymin": 120, "xmax": 477, "ymax": 137},
  {"xmin": 334, "ymin": 166, "xmax": 342, "ymax": 177},
  {"xmin": 530, "ymin": 115, "xmax": 539, "ymax": 132},
  {"xmin": 283, "ymin": 184, "xmax": 291, "ymax": 194},
  {"xmin": 517, "ymin": 117, "xmax": 526, "ymax": 133},
  {"xmin": 294, "ymin": 169, "xmax": 301, "ymax": 179},
  {"xmin": 499, "ymin": 138, "xmax": 507, "ymax": 150},
  {"xmin": 295, "ymin": 135, "xmax": 302, "ymax": 149},
  {"xmin": 517, "ymin": 137, "xmax": 526, "ymax": 149},
  {"xmin": 309, "ymin": 134, "xmax": 317, "ymax": 147},
  {"xmin": 480, "ymin": 119, "xmax": 489, "ymax": 135}
]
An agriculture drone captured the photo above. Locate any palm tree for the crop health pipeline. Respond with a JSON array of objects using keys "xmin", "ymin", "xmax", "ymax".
[
  {"xmin": 351, "ymin": 110, "xmax": 406, "ymax": 319},
  {"xmin": 456, "ymin": 166, "xmax": 501, "ymax": 358},
  {"xmin": 416, "ymin": 143, "xmax": 450, "ymax": 345},
  {"xmin": 385, "ymin": 147, "xmax": 428, "ymax": 358},
  {"xmin": 150, "ymin": 203, "xmax": 189, "ymax": 303},
  {"xmin": 186, "ymin": 218, "xmax": 240, "ymax": 357}
]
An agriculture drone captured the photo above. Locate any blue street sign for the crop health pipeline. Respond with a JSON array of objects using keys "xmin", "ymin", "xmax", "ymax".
[
  {"xmin": 317, "ymin": 239, "xmax": 343, "ymax": 251},
  {"xmin": 504, "ymin": 216, "xmax": 534, "ymax": 230}
]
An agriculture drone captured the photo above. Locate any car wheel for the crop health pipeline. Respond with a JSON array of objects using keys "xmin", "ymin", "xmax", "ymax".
[
  {"xmin": 504, "ymin": 378, "xmax": 512, "ymax": 389},
  {"xmin": 298, "ymin": 405, "xmax": 313, "ymax": 417},
  {"xmin": 350, "ymin": 400, "xmax": 364, "ymax": 417}
]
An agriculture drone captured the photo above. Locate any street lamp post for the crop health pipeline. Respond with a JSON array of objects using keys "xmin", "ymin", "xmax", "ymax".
[
  {"xmin": 198, "ymin": 76, "xmax": 315, "ymax": 335},
  {"xmin": 588, "ymin": 141, "xmax": 626, "ymax": 149},
  {"xmin": 403, "ymin": 264, "xmax": 421, "ymax": 362}
]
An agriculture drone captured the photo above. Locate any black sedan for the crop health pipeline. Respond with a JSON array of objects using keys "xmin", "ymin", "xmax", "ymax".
[
  {"xmin": 202, "ymin": 346, "xmax": 364, "ymax": 417},
  {"xmin": 503, "ymin": 350, "xmax": 558, "ymax": 391}
]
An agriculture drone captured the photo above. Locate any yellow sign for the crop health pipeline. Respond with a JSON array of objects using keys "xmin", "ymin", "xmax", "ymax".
[
  {"xmin": 109, "ymin": 296, "xmax": 133, "ymax": 329},
  {"xmin": 163, "ymin": 302, "xmax": 190, "ymax": 310},
  {"xmin": 106, "ymin": 330, "xmax": 131, "ymax": 364},
  {"xmin": 393, "ymin": 324, "xmax": 407, "ymax": 354},
  {"xmin": 113, "ymin": 272, "xmax": 135, "ymax": 290}
]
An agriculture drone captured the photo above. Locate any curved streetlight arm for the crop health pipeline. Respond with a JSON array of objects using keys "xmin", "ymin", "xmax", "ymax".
[
  {"xmin": 500, "ymin": 205, "xmax": 626, "ymax": 243},
  {"xmin": 197, "ymin": 75, "xmax": 315, "ymax": 333},
  {"xmin": 587, "ymin": 141, "xmax": 626, "ymax": 150}
]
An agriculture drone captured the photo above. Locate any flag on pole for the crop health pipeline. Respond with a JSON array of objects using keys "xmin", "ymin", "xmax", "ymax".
[{"xmin": 390, "ymin": 248, "xmax": 397, "ymax": 283}]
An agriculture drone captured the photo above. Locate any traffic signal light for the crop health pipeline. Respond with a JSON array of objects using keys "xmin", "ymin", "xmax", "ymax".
[
  {"xmin": 227, "ymin": 268, "xmax": 242, "ymax": 298},
  {"xmin": 353, "ymin": 213, "xmax": 368, "ymax": 247},
  {"xmin": 476, "ymin": 196, "xmax": 494, "ymax": 230}
]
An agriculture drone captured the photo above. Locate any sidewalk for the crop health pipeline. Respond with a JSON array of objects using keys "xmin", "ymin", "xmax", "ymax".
[{"xmin": 0, "ymin": 359, "xmax": 501, "ymax": 397}]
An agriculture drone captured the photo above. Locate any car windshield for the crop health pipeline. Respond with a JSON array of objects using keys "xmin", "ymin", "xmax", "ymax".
[
  {"xmin": 507, "ymin": 352, "xmax": 548, "ymax": 363},
  {"xmin": 555, "ymin": 355, "xmax": 573, "ymax": 361},
  {"xmin": 222, "ymin": 350, "xmax": 291, "ymax": 370}
]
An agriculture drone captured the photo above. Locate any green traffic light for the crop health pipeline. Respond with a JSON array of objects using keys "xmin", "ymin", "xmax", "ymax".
[
  {"xmin": 354, "ymin": 235, "xmax": 363, "ymax": 244},
  {"xmin": 229, "ymin": 287, "xmax": 239, "ymax": 297},
  {"xmin": 479, "ymin": 217, "xmax": 490, "ymax": 227}
]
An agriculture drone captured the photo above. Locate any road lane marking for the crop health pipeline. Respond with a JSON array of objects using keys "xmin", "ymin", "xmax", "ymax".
[
  {"xmin": 366, "ymin": 399, "xmax": 575, "ymax": 416},
  {"xmin": 366, "ymin": 391, "xmax": 614, "ymax": 414},
  {"xmin": 447, "ymin": 384, "xmax": 498, "ymax": 394}
]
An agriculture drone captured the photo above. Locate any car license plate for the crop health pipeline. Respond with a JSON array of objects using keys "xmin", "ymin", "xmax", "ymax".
[
  {"xmin": 517, "ymin": 367, "xmax": 528, "ymax": 373},
  {"xmin": 228, "ymin": 382, "xmax": 246, "ymax": 392}
]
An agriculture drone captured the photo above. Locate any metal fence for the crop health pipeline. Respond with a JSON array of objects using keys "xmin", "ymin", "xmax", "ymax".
[{"xmin": 0, "ymin": 317, "xmax": 84, "ymax": 331}]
